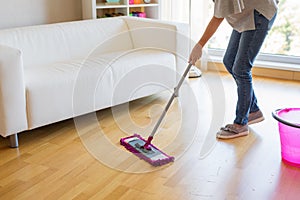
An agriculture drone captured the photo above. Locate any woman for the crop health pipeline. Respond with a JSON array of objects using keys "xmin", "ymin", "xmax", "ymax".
[{"xmin": 189, "ymin": 0, "xmax": 278, "ymax": 139}]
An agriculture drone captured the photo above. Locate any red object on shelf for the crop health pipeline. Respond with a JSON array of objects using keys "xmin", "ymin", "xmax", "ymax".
[
  {"xmin": 129, "ymin": 0, "xmax": 134, "ymax": 4},
  {"xmin": 139, "ymin": 12, "xmax": 146, "ymax": 18}
]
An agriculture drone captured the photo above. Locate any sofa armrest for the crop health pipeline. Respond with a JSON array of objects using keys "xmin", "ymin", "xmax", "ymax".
[
  {"xmin": 0, "ymin": 45, "xmax": 27, "ymax": 137},
  {"xmin": 123, "ymin": 17, "xmax": 190, "ymax": 75}
]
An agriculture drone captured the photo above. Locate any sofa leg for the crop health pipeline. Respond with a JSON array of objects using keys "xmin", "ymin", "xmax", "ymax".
[{"xmin": 9, "ymin": 134, "xmax": 19, "ymax": 148}]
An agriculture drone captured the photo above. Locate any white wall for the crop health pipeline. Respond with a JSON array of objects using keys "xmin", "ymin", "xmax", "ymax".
[{"xmin": 0, "ymin": 0, "xmax": 82, "ymax": 30}]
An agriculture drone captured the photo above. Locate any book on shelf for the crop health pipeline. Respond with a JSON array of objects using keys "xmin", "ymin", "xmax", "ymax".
[{"xmin": 105, "ymin": 2, "xmax": 121, "ymax": 5}]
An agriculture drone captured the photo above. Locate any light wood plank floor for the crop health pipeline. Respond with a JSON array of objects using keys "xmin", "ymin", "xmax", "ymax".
[{"xmin": 1, "ymin": 71, "xmax": 300, "ymax": 200}]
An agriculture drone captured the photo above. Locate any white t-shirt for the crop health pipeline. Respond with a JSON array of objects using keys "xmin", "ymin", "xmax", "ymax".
[{"xmin": 214, "ymin": 0, "xmax": 278, "ymax": 32}]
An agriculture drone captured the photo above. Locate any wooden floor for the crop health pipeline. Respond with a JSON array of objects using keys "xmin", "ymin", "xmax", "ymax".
[{"xmin": 1, "ymin": 71, "xmax": 300, "ymax": 200}]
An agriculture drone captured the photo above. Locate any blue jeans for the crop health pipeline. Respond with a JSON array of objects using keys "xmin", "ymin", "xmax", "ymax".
[{"xmin": 223, "ymin": 10, "xmax": 277, "ymax": 125}]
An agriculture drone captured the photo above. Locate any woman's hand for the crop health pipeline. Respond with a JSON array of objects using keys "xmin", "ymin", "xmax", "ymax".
[
  {"xmin": 189, "ymin": 16, "xmax": 223, "ymax": 65},
  {"xmin": 189, "ymin": 43, "xmax": 203, "ymax": 65}
]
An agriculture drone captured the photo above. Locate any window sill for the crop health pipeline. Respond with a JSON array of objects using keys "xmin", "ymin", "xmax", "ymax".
[
  {"xmin": 208, "ymin": 55, "xmax": 300, "ymax": 71},
  {"xmin": 206, "ymin": 55, "xmax": 300, "ymax": 81}
]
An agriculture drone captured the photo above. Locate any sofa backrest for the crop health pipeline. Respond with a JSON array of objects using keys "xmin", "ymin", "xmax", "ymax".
[
  {"xmin": 59, "ymin": 18, "xmax": 133, "ymax": 60},
  {"xmin": 0, "ymin": 17, "xmax": 133, "ymax": 69}
]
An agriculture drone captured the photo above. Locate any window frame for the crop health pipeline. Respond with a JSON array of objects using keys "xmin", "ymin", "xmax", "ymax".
[{"xmin": 208, "ymin": 48, "xmax": 300, "ymax": 66}]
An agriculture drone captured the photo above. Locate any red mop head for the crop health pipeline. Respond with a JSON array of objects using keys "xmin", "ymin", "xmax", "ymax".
[{"xmin": 120, "ymin": 134, "xmax": 174, "ymax": 166}]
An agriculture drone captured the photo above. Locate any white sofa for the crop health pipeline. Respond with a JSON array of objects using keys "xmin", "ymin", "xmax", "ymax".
[{"xmin": 0, "ymin": 16, "xmax": 189, "ymax": 147}]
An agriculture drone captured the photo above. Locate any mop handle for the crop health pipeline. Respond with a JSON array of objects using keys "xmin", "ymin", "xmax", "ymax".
[{"xmin": 149, "ymin": 63, "xmax": 193, "ymax": 137}]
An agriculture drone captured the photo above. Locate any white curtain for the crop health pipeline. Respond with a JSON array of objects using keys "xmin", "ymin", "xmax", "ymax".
[
  {"xmin": 161, "ymin": 0, "xmax": 189, "ymax": 23},
  {"xmin": 161, "ymin": 0, "xmax": 210, "ymax": 70}
]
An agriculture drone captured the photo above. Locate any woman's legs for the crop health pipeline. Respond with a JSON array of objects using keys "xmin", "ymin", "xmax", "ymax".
[
  {"xmin": 223, "ymin": 30, "xmax": 240, "ymax": 74},
  {"xmin": 223, "ymin": 30, "xmax": 260, "ymax": 125},
  {"xmin": 222, "ymin": 10, "xmax": 276, "ymax": 127}
]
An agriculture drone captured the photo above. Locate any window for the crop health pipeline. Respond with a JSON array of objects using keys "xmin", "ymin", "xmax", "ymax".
[
  {"xmin": 207, "ymin": 0, "xmax": 300, "ymax": 66},
  {"xmin": 161, "ymin": 0, "xmax": 300, "ymax": 67}
]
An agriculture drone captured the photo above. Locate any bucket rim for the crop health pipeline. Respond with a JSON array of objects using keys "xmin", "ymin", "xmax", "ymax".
[{"xmin": 272, "ymin": 108, "xmax": 300, "ymax": 129}]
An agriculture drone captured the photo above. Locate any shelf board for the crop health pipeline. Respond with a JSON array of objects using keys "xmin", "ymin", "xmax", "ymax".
[
  {"xmin": 129, "ymin": 3, "xmax": 159, "ymax": 8},
  {"xmin": 96, "ymin": 3, "xmax": 127, "ymax": 9}
]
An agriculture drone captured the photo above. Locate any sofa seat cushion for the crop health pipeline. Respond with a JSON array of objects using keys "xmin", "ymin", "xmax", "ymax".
[{"xmin": 24, "ymin": 49, "xmax": 176, "ymax": 129}]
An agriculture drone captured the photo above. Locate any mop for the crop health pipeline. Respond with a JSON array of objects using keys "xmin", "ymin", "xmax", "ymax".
[{"xmin": 120, "ymin": 63, "xmax": 193, "ymax": 166}]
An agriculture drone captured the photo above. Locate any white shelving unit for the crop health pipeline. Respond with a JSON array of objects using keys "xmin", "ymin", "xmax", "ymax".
[{"xmin": 82, "ymin": 0, "xmax": 160, "ymax": 19}]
